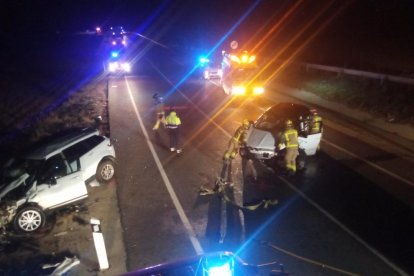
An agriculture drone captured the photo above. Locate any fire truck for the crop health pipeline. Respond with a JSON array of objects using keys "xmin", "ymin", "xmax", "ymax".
[{"xmin": 220, "ymin": 49, "xmax": 264, "ymax": 96}]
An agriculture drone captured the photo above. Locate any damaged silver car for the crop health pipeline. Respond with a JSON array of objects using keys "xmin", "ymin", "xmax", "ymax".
[
  {"xmin": 242, "ymin": 102, "xmax": 323, "ymax": 169},
  {"xmin": 0, "ymin": 128, "xmax": 116, "ymax": 233}
]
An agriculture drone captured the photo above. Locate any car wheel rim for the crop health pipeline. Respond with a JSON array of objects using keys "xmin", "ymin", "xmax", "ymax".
[
  {"xmin": 19, "ymin": 210, "xmax": 42, "ymax": 232},
  {"xmin": 101, "ymin": 163, "xmax": 115, "ymax": 180}
]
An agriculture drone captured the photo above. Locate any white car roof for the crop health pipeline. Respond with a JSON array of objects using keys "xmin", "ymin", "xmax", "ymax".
[{"xmin": 24, "ymin": 128, "xmax": 100, "ymax": 160}]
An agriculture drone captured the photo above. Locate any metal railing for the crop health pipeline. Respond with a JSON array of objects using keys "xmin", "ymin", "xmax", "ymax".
[{"xmin": 303, "ymin": 63, "xmax": 414, "ymax": 85}]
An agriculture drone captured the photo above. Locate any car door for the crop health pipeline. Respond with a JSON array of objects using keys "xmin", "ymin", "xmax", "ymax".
[{"xmin": 30, "ymin": 154, "xmax": 87, "ymax": 210}]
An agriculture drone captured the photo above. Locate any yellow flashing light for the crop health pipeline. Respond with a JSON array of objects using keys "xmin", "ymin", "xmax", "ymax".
[
  {"xmin": 232, "ymin": 86, "xmax": 246, "ymax": 95},
  {"xmin": 230, "ymin": 55, "xmax": 240, "ymax": 63},
  {"xmin": 241, "ymin": 55, "xmax": 248, "ymax": 63}
]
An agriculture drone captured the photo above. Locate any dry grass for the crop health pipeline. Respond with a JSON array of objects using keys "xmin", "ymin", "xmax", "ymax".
[
  {"xmin": 30, "ymin": 81, "xmax": 108, "ymax": 141},
  {"xmin": 0, "ymin": 78, "xmax": 108, "ymax": 164},
  {"xmin": 277, "ymin": 67, "xmax": 414, "ymax": 125}
]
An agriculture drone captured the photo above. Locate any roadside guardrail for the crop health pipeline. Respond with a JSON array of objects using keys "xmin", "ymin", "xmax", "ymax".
[{"xmin": 303, "ymin": 63, "xmax": 414, "ymax": 86}]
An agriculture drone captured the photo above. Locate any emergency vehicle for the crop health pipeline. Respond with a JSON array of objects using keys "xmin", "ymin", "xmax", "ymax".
[
  {"xmin": 221, "ymin": 50, "xmax": 264, "ymax": 96},
  {"xmin": 198, "ymin": 56, "xmax": 222, "ymax": 80}
]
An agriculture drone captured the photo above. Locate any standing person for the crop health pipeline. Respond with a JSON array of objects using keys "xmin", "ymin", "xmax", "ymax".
[
  {"xmin": 152, "ymin": 93, "xmax": 166, "ymax": 130},
  {"xmin": 278, "ymin": 119, "xmax": 299, "ymax": 175},
  {"xmin": 165, "ymin": 109, "xmax": 182, "ymax": 153},
  {"xmin": 310, "ymin": 112, "xmax": 322, "ymax": 134},
  {"xmin": 223, "ymin": 119, "xmax": 250, "ymax": 161}
]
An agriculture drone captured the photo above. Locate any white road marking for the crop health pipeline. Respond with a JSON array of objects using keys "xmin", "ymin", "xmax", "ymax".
[
  {"xmin": 279, "ymin": 177, "xmax": 409, "ymax": 276},
  {"xmin": 124, "ymin": 77, "xmax": 204, "ymax": 255},
  {"xmin": 323, "ymin": 139, "xmax": 414, "ymax": 187},
  {"xmin": 239, "ymin": 97, "xmax": 409, "ymax": 273},
  {"xmin": 127, "ymin": 64, "xmax": 408, "ymax": 274},
  {"xmin": 149, "ymin": 64, "xmax": 245, "ymax": 243},
  {"xmin": 149, "ymin": 62, "xmax": 232, "ymax": 139}
]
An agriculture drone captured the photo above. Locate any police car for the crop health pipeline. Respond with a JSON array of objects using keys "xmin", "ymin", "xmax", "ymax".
[
  {"xmin": 198, "ymin": 56, "xmax": 222, "ymax": 80},
  {"xmin": 106, "ymin": 51, "xmax": 131, "ymax": 74},
  {"xmin": 203, "ymin": 66, "xmax": 222, "ymax": 80},
  {"xmin": 241, "ymin": 103, "xmax": 322, "ymax": 168}
]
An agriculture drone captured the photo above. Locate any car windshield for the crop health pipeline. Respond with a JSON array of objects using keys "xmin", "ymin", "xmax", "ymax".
[
  {"xmin": 254, "ymin": 109, "xmax": 285, "ymax": 132},
  {"xmin": 254, "ymin": 103, "xmax": 312, "ymax": 132},
  {"xmin": 0, "ymin": 157, "xmax": 42, "ymax": 189},
  {"xmin": 232, "ymin": 67, "xmax": 257, "ymax": 83}
]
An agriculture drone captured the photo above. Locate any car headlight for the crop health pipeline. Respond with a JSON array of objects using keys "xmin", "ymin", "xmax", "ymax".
[
  {"xmin": 253, "ymin": 86, "xmax": 264, "ymax": 95},
  {"xmin": 232, "ymin": 86, "xmax": 246, "ymax": 95},
  {"xmin": 121, "ymin": 62, "xmax": 131, "ymax": 72},
  {"xmin": 109, "ymin": 62, "xmax": 118, "ymax": 72}
]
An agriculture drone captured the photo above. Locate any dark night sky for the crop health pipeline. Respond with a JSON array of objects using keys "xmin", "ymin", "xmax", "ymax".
[{"xmin": 1, "ymin": 0, "xmax": 414, "ymax": 73}]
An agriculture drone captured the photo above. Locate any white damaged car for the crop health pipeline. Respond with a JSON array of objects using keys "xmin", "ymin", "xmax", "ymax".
[
  {"xmin": 0, "ymin": 128, "xmax": 116, "ymax": 233},
  {"xmin": 241, "ymin": 103, "xmax": 322, "ymax": 169}
]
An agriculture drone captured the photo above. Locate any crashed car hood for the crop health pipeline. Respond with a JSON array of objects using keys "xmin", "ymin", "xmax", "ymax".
[
  {"xmin": 0, "ymin": 173, "xmax": 29, "ymax": 201},
  {"xmin": 245, "ymin": 127, "xmax": 275, "ymax": 150}
]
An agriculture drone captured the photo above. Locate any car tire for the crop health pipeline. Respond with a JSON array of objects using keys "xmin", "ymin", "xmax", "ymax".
[
  {"xmin": 14, "ymin": 205, "xmax": 45, "ymax": 233},
  {"xmin": 96, "ymin": 159, "xmax": 116, "ymax": 183}
]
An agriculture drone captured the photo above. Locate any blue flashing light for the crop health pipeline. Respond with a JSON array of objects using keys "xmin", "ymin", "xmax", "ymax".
[
  {"xmin": 111, "ymin": 51, "xmax": 119, "ymax": 58},
  {"xmin": 207, "ymin": 262, "xmax": 232, "ymax": 276},
  {"xmin": 202, "ymin": 254, "xmax": 234, "ymax": 276},
  {"xmin": 199, "ymin": 57, "xmax": 210, "ymax": 64}
]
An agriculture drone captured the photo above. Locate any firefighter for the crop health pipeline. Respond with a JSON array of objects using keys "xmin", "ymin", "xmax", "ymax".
[
  {"xmin": 223, "ymin": 119, "xmax": 250, "ymax": 160},
  {"xmin": 152, "ymin": 93, "xmax": 166, "ymax": 130},
  {"xmin": 278, "ymin": 119, "xmax": 299, "ymax": 175},
  {"xmin": 165, "ymin": 109, "xmax": 182, "ymax": 153},
  {"xmin": 310, "ymin": 112, "xmax": 322, "ymax": 134}
]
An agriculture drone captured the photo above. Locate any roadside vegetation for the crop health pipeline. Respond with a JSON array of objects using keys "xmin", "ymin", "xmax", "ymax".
[
  {"xmin": 30, "ymin": 81, "xmax": 108, "ymax": 139},
  {"xmin": 0, "ymin": 77, "xmax": 108, "ymax": 165},
  {"xmin": 277, "ymin": 66, "xmax": 414, "ymax": 126}
]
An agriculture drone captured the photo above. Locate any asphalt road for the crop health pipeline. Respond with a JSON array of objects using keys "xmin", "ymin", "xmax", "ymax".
[{"xmin": 108, "ymin": 60, "xmax": 414, "ymax": 276}]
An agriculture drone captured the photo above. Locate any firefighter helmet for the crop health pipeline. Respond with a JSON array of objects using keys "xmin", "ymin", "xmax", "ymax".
[
  {"xmin": 153, "ymin": 93, "xmax": 164, "ymax": 103},
  {"xmin": 285, "ymin": 119, "xmax": 293, "ymax": 127},
  {"xmin": 242, "ymin": 119, "xmax": 250, "ymax": 129}
]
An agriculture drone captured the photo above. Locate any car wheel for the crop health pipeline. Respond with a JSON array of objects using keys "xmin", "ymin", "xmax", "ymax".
[
  {"xmin": 96, "ymin": 159, "xmax": 115, "ymax": 183},
  {"xmin": 14, "ymin": 205, "xmax": 45, "ymax": 233}
]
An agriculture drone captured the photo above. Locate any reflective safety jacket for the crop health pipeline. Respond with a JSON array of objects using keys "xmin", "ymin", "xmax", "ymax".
[
  {"xmin": 165, "ymin": 111, "xmax": 181, "ymax": 129},
  {"xmin": 310, "ymin": 115, "xmax": 322, "ymax": 134},
  {"xmin": 281, "ymin": 128, "xmax": 299, "ymax": 148},
  {"xmin": 232, "ymin": 126, "xmax": 248, "ymax": 143}
]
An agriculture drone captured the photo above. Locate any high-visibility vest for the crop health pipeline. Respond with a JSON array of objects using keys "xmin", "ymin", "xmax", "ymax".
[
  {"xmin": 232, "ymin": 126, "xmax": 247, "ymax": 143},
  {"xmin": 165, "ymin": 112, "xmax": 181, "ymax": 128},
  {"xmin": 311, "ymin": 115, "xmax": 322, "ymax": 133},
  {"xmin": 283, "ymin": 128, "xmax": 299, "ymax": 148}
]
